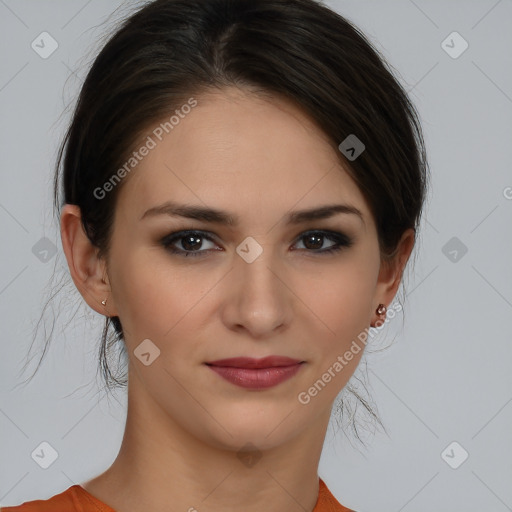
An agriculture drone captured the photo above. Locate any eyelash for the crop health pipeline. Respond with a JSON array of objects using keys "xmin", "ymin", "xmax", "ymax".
[{"xmin": 160, "ymin": 229, "xmax": 353, "ymax": 258}]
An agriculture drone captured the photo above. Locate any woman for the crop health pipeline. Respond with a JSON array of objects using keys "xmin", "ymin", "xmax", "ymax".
[{"xmin": 3, "ymin": 0, "xmax": 429, "ymax": 510}]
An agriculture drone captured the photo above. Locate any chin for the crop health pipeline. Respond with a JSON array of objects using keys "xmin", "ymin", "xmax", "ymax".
[{"xmin": 197, "ymin": 405, "xmax": 309, "ymax": 453}]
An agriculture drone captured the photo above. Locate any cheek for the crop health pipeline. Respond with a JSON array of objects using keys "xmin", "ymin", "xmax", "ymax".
[
  {"xmin": 109, "ymin": 248, "xmax": 217, "ymax": 347},
  {"xmin": 293, "ymin": 276, "xmax": 372, "ymax": 408},
  {"xmin": 304, "ymin": 259, "xmax": 377, "ymax": 339},
  {"xmin": 297, "ymin": 251, "xmax": 379, "ymax": 389}
]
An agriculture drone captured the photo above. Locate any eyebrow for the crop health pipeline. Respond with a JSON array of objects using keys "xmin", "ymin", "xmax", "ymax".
[{"xmin": 140, "ymin": 201, "xmax": 365, "ymax": 226}]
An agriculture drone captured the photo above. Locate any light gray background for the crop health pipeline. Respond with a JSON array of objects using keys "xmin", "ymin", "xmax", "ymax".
[{"xmin": 1, "ymin": 1, "xmax": 511, "ymax": 511}]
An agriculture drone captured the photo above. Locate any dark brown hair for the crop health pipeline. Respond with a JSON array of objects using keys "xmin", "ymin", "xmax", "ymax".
[{"xmin": 22, "ymin": 0, "xmax": 430, "ymax": 443}]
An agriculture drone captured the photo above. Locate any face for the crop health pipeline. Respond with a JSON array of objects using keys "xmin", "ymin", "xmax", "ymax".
[{"xmin": 82, "ymin": 87, "xmax": 399, "ymax": 452}]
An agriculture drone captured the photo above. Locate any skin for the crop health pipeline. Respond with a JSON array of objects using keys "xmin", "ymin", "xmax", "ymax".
[{"xmin": 61, "ymin": 86, "xmax": 414, "ymax": 512}]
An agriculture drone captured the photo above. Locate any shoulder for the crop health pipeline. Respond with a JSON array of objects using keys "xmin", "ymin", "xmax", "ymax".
[
  {"xmin": 0, "ymin": 485, "xmax": 113, "ymax": 512},
  {"xmin": 316, "ymin": 478, "xmax": 358, "ymax": 512}
]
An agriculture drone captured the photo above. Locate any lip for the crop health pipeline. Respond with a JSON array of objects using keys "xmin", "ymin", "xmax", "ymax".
[
  {"xmin": 206, "ymin": 356, "xmax": 303, "ymax": 368},
  {"xmin": 205, "ymin": 356, "xmax": 305, "ymax": 390}
]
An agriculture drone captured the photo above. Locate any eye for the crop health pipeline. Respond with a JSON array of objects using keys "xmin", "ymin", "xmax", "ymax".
[
  {"xmin": 160, "ymin": 229, "xmax": 354, "ymax": 258},
  {"xmin": 293, "ymin": 230, "xmax": 353, "ymax": 255},
  {"xmin": 161, "ymin": 230, "xmax": 219, "ymax": 258}
]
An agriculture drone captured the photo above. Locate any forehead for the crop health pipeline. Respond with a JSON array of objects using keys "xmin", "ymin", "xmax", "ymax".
[{"xmin": 116, "ymin": 87, "xmax": 372, "ymax": 227}]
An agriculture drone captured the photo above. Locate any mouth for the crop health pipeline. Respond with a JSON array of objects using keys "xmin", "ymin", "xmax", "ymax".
[
  {"xmin": 204, "ymin": 356, "xmax": 305, "ymax": 389},
  {"xmin": 205, "ymin": 356, "xmax": 304, "ymax": 369}
]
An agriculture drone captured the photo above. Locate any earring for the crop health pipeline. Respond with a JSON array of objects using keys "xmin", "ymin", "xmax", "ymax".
[
  {"xmin": 376, "ymin": 303, "xmax": 387, "ymax": 315},
  {"xmin": 101, "ymin": 298, "xmax": 107, "ymax": 306},
  {"xmin": 371, "ymin": 303, "xmax": 387, "ymax": 328}
]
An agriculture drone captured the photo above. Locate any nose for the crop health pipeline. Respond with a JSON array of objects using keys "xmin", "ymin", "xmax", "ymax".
[{"xmin": 220, "ymin": 244, "xmax": 293, "ymax": 339}]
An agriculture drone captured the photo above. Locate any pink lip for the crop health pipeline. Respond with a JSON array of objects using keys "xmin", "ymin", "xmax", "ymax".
[
  {"xmin": 205, "ymin": 356, "xmax": 305, "ymax": 389},
  {"xmin": 206, "ymin": 356, "xmax": 302, "ymax": 368}
]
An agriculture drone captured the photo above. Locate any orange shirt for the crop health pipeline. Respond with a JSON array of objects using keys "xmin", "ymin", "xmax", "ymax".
[{"xmin": 1, "ymin": 478, "xmax": 354, "ymax": 512}]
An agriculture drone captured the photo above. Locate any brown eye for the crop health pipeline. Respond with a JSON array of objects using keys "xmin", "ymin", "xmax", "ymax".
[
  {"xmin": 302, "ymin": 233, "xmax": 324, "ymax": 250},
  {"xmin": 294, "ymin": 230, "xmax": 353, "ymax": 254},
  {"xmin": 161, "ymin": 231, "xmax": 219, "ymax": 258},
  {"xmin": 181, "ymin": 234, "xmax": 203, "ymax": 251}
]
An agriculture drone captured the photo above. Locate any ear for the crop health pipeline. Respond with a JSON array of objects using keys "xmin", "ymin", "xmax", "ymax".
[
  {"xmin": 371, "ymin": 228, "xmax": 415, "ymax": 326},
  {"xmin": 60, "ymin": 204, "xmax": 118, "ymax": 318}
]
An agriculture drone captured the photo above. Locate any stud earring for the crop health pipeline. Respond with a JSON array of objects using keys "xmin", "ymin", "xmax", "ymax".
[
  {"xmin": 376, "ymin": 303, "xmax": 387, "ymax": 315},
  {"xmin": 371, "ymin": 303, "xmax": 387, "ymax": 328},
  {"xmin": 101, "ymin": 298, "xmax": 107, "ymax": 306}
]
